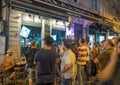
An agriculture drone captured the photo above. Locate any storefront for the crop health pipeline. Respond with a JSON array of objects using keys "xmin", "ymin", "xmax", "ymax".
[
  {"xmin": 9, "ymin": 10, "xmax": 68, "ymax": 53},
  {"xmin": 89, "ymin": 24, "xmax": 107, "ymax": 47},
  {"xmin": 6, "ymin": 0, "xmax": 70, "ymax": 53},
  {"xmin": 7, "ymin": 0, "xmax": 117, "ymax": 53}
]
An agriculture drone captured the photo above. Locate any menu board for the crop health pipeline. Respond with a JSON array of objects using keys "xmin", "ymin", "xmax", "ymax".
[{"xmin": 0, "ymin": 36, "xmax": 5, "ymax": 55}]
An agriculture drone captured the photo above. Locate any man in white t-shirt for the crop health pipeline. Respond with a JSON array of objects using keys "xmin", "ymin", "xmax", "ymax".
[{"xmin": 61, "ymin": 39, "xmax": 76, "ymax": 85}]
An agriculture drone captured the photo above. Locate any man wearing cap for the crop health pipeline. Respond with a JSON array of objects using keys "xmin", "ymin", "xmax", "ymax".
[{"xmin": 34, "ymin": 36, "xmax": 57, "ymax": 85}]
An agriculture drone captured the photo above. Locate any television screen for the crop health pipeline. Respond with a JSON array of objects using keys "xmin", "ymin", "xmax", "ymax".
[
  {"xmin": 20, "ymin": 26, "xmax": 30, "ymax": 38},
  {"xmin": 51, "ymin": 35, "xmax": 56, "ymax": 41}
]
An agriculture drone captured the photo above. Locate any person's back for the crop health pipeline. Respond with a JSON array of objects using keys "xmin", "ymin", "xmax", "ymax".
[
  {"xmin": 77, "ymin": 38, "xmax": 89, "ymax": 85},
  {"xmin": 25, "ymin": 41, "xmax": 38, "ymax": 85},
  {"xmin": 77, "ymin": 44, "xmax": 89, "ymax": 65},
  {"xmin": 34, "ymin": 36, "xmax": 57, "ymax": 85},
  {"xmin": 35, "ymin": 49, "xmax": 57, "ymax": 83},
  {"xmin": 26, "ymin": 48, "xmax": 38, "ymax": 68}
]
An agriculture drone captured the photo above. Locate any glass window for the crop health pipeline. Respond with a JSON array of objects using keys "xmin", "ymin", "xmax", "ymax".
[{"xmin": 91, "ymin": 0, "xmax": 98, "ymax": 11}]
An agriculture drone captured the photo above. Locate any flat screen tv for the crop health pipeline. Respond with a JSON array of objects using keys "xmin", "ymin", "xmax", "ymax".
[
  {"xmin": 20, "ymin": 26, "xmax": 30, "ymax": 38},
  {"xmin": 51, "ymin": 35, "xmax": 56, "ymax": 41}
]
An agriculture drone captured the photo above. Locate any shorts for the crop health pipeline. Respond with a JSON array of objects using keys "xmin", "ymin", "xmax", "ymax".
[{"xmin": 27, "ymin": 67, "xmax": 36, "ymax": 78}]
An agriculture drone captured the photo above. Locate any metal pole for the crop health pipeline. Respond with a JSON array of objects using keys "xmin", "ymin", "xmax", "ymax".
[{"xmin": 5, "ymin": 0, "xmax": 11, "ymax": 53}]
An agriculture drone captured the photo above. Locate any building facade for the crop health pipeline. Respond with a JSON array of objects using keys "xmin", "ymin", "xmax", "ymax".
[{"xmin": 0, "ymin": 0, "xmax": 120, "ymax": 54}]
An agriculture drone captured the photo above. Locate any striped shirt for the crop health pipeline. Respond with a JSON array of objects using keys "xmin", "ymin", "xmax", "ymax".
[{"xmin": 77, "ymin": 44, "xmax": 89, "ymax": 65}]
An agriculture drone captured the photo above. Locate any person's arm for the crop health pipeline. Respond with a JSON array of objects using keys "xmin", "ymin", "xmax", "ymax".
[
  {"xmin": 34, "ymin": 53, "xmax": 38, "ymax": 65},
  {"xmin": 62, "ymin": 64, "xmax": 72, "ymax": 73},
  {"xmin": 99, "ymin": 51, "xmax": 118, "ymax": 83},
  {"xmin": 62, "ymin": 56, "xmax": 72, "ymax": 73},
  {"xmin": 94, "ymin": 52, "xmax": 105, "ymax": 63},
  {"xmin": 94, "ymin": 58, "xmax": 100, "ymax": 63}
]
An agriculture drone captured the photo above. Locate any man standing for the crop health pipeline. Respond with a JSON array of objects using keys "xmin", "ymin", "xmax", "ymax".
[
  {"xmin": 26, "ymin": 41, "xmax": 38, "ymax": 85},
  {"xmin": 34, "ymin": 36, "xmax": 57, "ymax": 85},
  {"xmin": 61, "ymin": 39, "xmax": 76, "ymax": 85},
  {"xmin": 99, "ymin": 38, "xmax": 120, "ymax": 85},
  {"xmin": 94, "ymin": 39, "xmax": 114, "ymax": 71},
  {"xmin": 77, "ymin": 38, "xmax": 89, "ymax": 85}
]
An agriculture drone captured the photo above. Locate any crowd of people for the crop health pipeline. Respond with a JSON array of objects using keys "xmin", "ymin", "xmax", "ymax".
[{"xmin": 0, "ymin": 36, "xmax": 120, "ymax": 85}]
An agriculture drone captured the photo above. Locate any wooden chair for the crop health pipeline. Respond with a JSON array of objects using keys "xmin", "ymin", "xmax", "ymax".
[
  {"xmin": 0, "ymin": 70, "xmax": 4, "ymax": 85},
  {"xmin": 14, "ymin": 66, "xmax": 27, "ymax": 85},
  {"xmin": 0, "ymin": 64, "xmax": 15, "ymax": 85}
]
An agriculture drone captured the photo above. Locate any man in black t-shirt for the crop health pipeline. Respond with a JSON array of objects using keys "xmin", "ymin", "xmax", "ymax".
[
  {"xmin": 34, "ymin": 36, "xmax": 57, "ymax": 85},
  {"xmin": 25, "ymin": 41, "xmax": 38, "ymax": 85}
]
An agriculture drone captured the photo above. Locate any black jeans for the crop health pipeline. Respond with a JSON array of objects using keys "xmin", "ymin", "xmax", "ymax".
[
  {"xmin": 36, "ymin": 83, "xmax": 54, "ymax": 85},
  {"xmin": 91, "ymin": 61, "xmax": 97, "ymax": 76}
]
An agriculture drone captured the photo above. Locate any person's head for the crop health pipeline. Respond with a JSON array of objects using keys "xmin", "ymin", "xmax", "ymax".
[
  {"xmin": 62, "ymin": 39, "xmax": 71, "ymax": 51},
  {"xmin": 71, "ymin": 42, "xmax": 78, "ymax": 54},
  {"xmin": 104, "ymin": 39, "xmax": 114, "ymax": 49},
  {"xmin": 31, "ymin": 40, "xmax": 37, "ymax": 48},
  {"xmin": 80, "ymin": 38, "xmax": 86, "ymax": 44},
  {"xmin": 43, "ymin": 36, "xmax": 54, "ymax": 47}
]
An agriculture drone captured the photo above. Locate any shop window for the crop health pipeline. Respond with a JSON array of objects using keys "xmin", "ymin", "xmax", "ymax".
[
  {"xmin": 20, "ymin": 25, "xmax": 42, "ymax": 53},
  {"xmin": 100, "ymin": 36, "xmax": 105, "ymax": 42},
  {"xmin": 89, "ymin": 34, "xmax": 95, "ymax": 48},
  {"xmin": 52, "ymin": 29, "xmax": 66, "ymax": 45}
]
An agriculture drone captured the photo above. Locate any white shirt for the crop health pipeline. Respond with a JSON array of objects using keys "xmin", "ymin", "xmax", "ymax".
[{"xmin": 61, "ymin": 50, "xmax": 76, "ymax": 79}]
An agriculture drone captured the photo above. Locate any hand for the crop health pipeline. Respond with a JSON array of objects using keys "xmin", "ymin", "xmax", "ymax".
[
  {"xmin": 60, "ymin": 73, "xmax": 64, "ymax": 79},
  {"xmin": 94, "ymin": 58, "xmax": 99, "ymax": 63}
]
